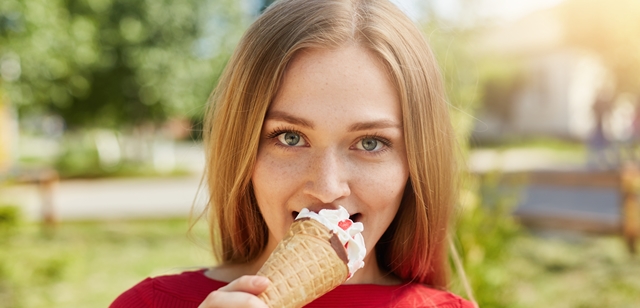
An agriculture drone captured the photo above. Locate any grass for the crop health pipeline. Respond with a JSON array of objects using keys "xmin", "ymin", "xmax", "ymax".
[
  {"xmin": 450, "ymin": 232, "xmax": 640, "ymax": 308},
  {"xmin": 490, "ymin": 233, "xmax": 640, "ymax": 308},
  {"xmin": 1, "ymin": 218, "xmax": 639, "ymax": 308},
  {"xmin": 0, "ymin": 218, "xmax": 212, "ymax": 308}
]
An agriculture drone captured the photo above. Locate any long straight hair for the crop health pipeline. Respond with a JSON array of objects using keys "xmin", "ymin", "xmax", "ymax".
[{"xmin": 203, "ymin": 0, "xmax": 457, "ymax": 289}]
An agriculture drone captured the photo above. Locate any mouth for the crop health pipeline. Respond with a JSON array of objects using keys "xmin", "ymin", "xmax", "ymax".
[
  {"xmin": 349, "ymin": 213, "xmax": 361, "ymax": 222},
  {"xmin": 292, "ymin": 211, "xmax": 361, "ymax": 222}
]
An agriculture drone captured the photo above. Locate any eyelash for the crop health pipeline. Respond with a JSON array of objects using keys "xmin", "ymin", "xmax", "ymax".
[
  {"xmin": 266, "ymin": 126, "xmax": 305, "ymax": 142},
  {"xmin": 361, "ymin": 133, "xmax": 392, "ymax": 148},
  {"xmin": 265, "ymin": 126, "xmax": 393, "ymax": 153}
]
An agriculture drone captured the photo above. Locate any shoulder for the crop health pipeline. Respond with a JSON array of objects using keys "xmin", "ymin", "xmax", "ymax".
[
  {"xmin": 311, "ymin": 283, "xmax": 475, "ymax": 308},
  {"xmin": 306, "ymin": 283, "xmax": 474, "ymax": 308},
  {"xmin": 110, "ymin": 269, "xmax": 227, "ymax": 308},
  {"xmin": 391, "ymin": 284, "xmax": 476, "ymax": 308}
]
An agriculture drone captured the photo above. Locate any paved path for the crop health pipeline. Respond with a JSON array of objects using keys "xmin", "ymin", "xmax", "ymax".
[
  {"xmin": 467, "ymin": 148, "xmax": 586, "ymax": 172},
  {"xmin": 2, "ymin": 175, "xmax": 207, "ymax": 221}
]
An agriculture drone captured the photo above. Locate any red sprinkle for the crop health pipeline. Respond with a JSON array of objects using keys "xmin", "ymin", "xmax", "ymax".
[{"xmin": 338, "ymin": 219, "xmax": 353, "ymax": 230}]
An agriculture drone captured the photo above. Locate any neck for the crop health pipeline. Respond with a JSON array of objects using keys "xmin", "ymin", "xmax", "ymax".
[
  {"xmin": 205, "ymin": 235, "xmax": 278, "ymax": 283},
  {"xmin": 343, "ymin": 250, "xmax": 401, "ymax": 285}
]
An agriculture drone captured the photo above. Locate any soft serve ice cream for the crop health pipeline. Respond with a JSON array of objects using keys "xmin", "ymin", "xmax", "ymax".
[
  {"xmin": 295, "ymin": 206, "xmax": 366, "ymax": 278},
  {"xmin": 257, "ymin": 205, "xmax": 367, "ymax": 307}
]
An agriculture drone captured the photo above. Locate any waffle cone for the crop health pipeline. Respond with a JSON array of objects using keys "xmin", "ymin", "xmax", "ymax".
[{"xmin": 257, "ymin": 218, "xmax": 349, "ymax": 308}]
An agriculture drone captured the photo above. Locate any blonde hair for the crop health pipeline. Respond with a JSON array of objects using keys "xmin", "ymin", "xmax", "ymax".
[{"xmin": 203, "ymin": 0, "xmax": 457, "ymax": 289}]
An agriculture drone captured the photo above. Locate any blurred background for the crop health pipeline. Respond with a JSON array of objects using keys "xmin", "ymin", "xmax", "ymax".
[{"xmin": 1, "ymin": 0, "xmax": 639, "ymax": 307}]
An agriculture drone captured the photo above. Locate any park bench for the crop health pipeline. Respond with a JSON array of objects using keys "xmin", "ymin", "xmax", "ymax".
[
  {"xmin": 501, "ymin": 165, "xmax": 639, "ymax": 253},
  {"xmin": 1, "ymin": 168, "xmax": 59, "ymax": 227}
]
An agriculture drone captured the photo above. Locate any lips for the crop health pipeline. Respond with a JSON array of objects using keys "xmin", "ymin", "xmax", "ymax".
[{"xmin": 292, "ymin": 211, "xmax": 361, "ymax": 222}]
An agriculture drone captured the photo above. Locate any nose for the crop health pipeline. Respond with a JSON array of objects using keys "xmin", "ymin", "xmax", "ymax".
[{"xmin": 302, "ymin": 149, "xmax": 351, "ymax": 204}]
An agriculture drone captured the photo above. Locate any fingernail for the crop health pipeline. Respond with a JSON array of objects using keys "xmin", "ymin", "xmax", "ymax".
[{"xmin": 253, "ymin": 276, "xmax": 269, "ymax": 287}]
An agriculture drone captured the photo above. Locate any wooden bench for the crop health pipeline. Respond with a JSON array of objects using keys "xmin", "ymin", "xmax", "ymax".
[
  {"xmin": 3, "ymin": 168, "xmax": 59, "ymax": 227},
  {"xmin": 495, "ymin": 165, "xmax": 639, "ymax": 253}
]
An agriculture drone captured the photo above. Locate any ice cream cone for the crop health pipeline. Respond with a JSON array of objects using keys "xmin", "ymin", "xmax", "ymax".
[{"xmin": 257, "ymin": 218, "xmax": 349, "ymax": 308}]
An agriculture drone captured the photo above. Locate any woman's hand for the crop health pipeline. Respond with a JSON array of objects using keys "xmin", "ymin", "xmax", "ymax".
[{"xmin": 198, "ymin": 275, "xmax": 270, "ymax": 308}]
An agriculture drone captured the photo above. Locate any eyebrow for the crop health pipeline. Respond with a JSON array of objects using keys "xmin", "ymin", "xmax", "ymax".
[
  {"xmin": 266, "ymin": 110, "xmax": 314, "ymax": 129},
  {"xmin": 348, "ymin": 120, "xmax": 401, "ymax": 132},
  {"xmin": 265, "ymin": 110, "xmax": 401, "ymax": 132}
]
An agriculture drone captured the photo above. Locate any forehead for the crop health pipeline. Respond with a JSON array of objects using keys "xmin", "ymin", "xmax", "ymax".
[
  {"xmin": 284, "ymin": 46, "xmax": 393, "ymax": 89},
  {"xmin": 269, "ymin": 45, "xmax": 401, "ymax": 122}
]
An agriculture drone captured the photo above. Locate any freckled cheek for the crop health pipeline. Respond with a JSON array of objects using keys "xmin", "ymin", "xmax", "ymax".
[
  {"xmin": 252, "ymin": 151, "xmax": 308, "ymax": 207},
  {"xmin": 252, "ymin": 152, "xmax": 307, "ymax": 243},
  {"xmin": 351, "ymin": 161, "xmax": 408, "ymax": 210},
  {"xmin": 350, "ymin": 160, "xmax": 408, "ymax": 248}
]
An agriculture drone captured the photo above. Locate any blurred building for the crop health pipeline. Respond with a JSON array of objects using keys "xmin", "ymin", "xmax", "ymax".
[{"xmin": 473, "ymin": 7, "xmax": 612, "ymax": 142}]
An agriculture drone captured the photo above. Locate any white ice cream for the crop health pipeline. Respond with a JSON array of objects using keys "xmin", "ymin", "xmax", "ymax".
[{"xmin": 295, "ymin": 206, "xmax": 366, "ymax": 278}]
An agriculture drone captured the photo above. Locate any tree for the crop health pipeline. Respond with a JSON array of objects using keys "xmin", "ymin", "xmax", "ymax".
[{"xmin": 0, "ymin": 0, "xmax": 249, "ymax": 129}]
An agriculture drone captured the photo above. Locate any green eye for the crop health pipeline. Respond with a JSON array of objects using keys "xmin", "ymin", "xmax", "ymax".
[
  {"xmin": 278, "ymin": 132, "xmax": 304, "ymax": 146},
  {"xmin": 361, "ymin": 138, "xmax": 379, "ymax": 151},
  {"xmin": 284, "ymin": 132, "xmax": 300, "ymax": 145}
]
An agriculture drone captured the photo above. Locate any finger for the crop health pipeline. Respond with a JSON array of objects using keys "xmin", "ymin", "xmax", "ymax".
[
  {"xmin": 218, "ymin": 275, "xmax": 270, "ymax": 295},
  {"xmin": 199, "ymin": 289, "xmax": 268, "ymax": 308}
]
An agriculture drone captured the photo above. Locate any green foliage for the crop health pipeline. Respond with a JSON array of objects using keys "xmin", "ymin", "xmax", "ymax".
[
  {"xmin": 451, "ymin": 173, "xmax": 523, "ymax": 307},
  {"xmin": 0, "ymin": 219, "xmax": 210, "ymax": 308},
  {"xmin": 0, "ymin": 0, "xmax": 250, "ymax": 128},
  {"xmin": 53, "ymin": 133, "xmax": 102, "ymax": 177},
  {"xmin": 489, "ymin": 235, "xmax": 640, "ymax": 308},
  {"xmin": 52, "ymin": 132, "xmax": 191, "ymax": 178},
  {"xmin": 0, "ymin": 204, "xmax": 20, "ymax": 235}
]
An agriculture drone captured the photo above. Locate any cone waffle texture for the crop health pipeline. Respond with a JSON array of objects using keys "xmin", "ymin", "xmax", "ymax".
[{"xmin": 257, "ymin": 218, "xmax": 349, "ymax": 308}]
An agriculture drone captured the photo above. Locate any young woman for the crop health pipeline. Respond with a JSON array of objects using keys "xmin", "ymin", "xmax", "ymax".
[{"xmin": 112, "ymin": 0, "xmax": 475, "ymax": 307}]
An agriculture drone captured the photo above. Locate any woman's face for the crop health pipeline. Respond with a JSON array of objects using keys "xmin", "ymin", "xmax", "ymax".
[{"xmin": 251, "ymin": 45, "xmax": 409, "ymax": 280}]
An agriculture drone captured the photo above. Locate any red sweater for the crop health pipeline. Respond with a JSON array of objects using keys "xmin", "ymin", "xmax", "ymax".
[{"xmin": 110, "ymin": 269, "xmax": 475, "ymax": 308}]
